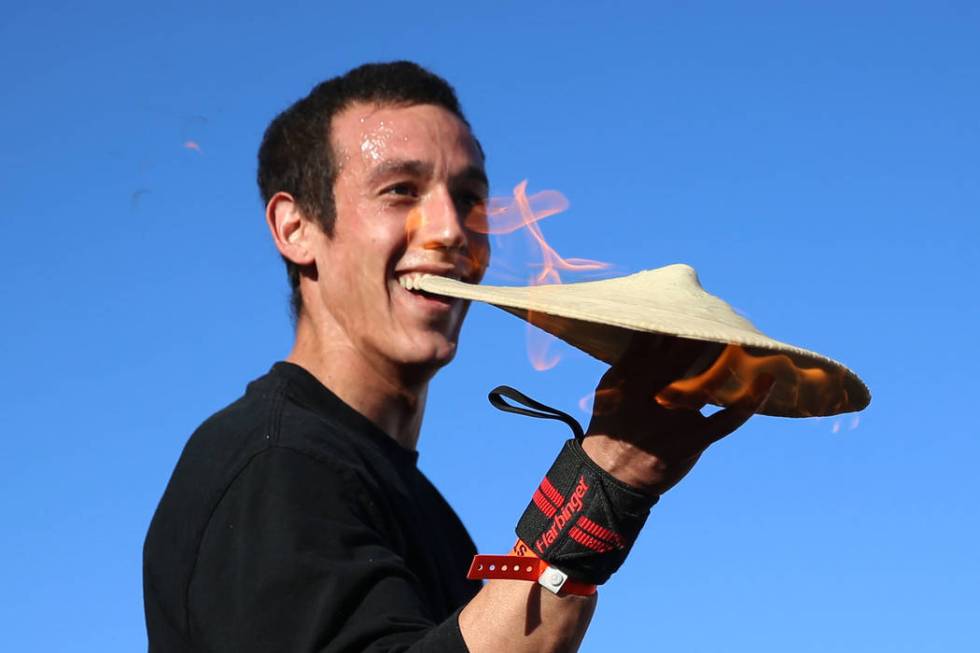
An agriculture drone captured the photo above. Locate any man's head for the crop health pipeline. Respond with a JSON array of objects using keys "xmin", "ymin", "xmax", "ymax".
[
  {"xmin": 257, "ymin": 61, "xmax": 483, "ymax": 318},
  {"xmin": 259, "ymin": 62, "xmax": 489, "ymax": 381}
]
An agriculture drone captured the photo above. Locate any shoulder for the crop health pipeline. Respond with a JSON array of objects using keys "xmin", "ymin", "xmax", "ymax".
[
  {"xmin": 176, "ymin": 366, "xmax": 373, "ymax": 485},
  {"xmin": 145, "ymin": 366, "xmax": 357, "ymax": 540},
  {"xmin": 144, "ymin": 367, "xmax": 381, "ymax": 629},
  {"xmin": 153, "ymin": 367, "xmax": 381, "ymax": 525},
  {"xmin": 203, "ymin": 445, "xmax": 369, "ymax": 529}
]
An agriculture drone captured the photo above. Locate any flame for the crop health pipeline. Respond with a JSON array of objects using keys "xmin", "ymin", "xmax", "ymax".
[
  {"xmin": 467, "ymin": 186, "xmax": 569, "ymax": 236},
  {"xmin": 474, "ymin": 181, "xmax": 610, "ymax": 371},
  {"xmin": 183, "ymin": 140, "xmax": 202, "ymax": 153},
  {"xmin": 461, "ymin": 181, "xmax": 852, "ymax": 416},
  {"xmin": 655, "ymin": 344, "xmax": 848, "ymax": 417},
  {"xmin": 404, "ymin": 204, "xmax": 490, "ymax": 282},
  {"xmin": 466, "ymin": 181, "xmax": 850, "ymax": 413},
  {"xmin": 404, "ymin": 207, "xmax": 426, "ymax": 237}
]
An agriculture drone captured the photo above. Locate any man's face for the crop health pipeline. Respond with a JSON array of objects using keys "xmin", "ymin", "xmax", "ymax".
[{"xmin": 310, "ymin": 102, "xmax": 489, "ymax": 379}]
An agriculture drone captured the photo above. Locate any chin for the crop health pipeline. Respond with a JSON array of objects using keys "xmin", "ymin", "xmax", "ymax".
[{"xmin": 399, "ymin": 335, "xmax": 458, "ymax": 371}]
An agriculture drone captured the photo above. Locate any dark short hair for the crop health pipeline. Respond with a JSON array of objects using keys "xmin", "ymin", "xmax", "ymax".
[{"xmin": 257, "ymin": 61, "xmax": 474, "ymax": 320}]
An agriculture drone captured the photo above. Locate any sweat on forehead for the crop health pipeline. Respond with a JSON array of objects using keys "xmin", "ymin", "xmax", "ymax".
[{"xmin": 330, "ymin": 102, "xmax": 481, "ymax": 173}]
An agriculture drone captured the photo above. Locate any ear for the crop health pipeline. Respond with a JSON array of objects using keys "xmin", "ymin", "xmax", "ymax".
[{"xmin": 265, "ymin": 192, "xmax": 316, "ymax": 265}]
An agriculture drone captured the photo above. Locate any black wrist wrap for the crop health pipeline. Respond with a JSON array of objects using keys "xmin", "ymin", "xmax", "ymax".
[{"xmin": 516, "ymin": 438, "xmax": 659, "ymax": 585}]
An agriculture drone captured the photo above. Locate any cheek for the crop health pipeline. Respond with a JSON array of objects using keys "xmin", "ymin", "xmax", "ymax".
[{"xmin": 329, "ymin": 213, "xmax": 404, "ymax": 272}]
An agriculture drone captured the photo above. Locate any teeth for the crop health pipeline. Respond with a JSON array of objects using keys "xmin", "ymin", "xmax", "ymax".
[
  {"xmin": 397, "ymin": 272, "xmax": 457, "ymax": 291},
  {"xmin": 397, "ymin": 273, "xmax": 432, "ymax": 290}
]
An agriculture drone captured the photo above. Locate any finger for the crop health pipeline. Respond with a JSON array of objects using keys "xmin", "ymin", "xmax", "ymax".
[
  {"xmin": 693, "ymin": 406, "xmax": 754, "ymax": 451},
  {"xmin": 654, "ymin": 384, "xmax": 708, "ymax": 412},
  {"xmin": 691, "ymin": 375, "xmax": 775, "ymax": 450}
]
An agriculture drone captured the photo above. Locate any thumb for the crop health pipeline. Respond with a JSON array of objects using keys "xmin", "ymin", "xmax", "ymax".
[{"xmin": 692, "ymin": 374, "xmax": 775, "ymax": 451}]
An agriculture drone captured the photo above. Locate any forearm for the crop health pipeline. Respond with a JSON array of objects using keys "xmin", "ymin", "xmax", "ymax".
[
  {"xmin": 454, "ymin": 436, "xmax": 654, "ymax": 652},
  {"xmin": 459, "ymin": 577, "xmax": 596, "ymax": 653},
  {"xmin": 456, "ymin": 431, "xmax": 646, "ymax": 652}
]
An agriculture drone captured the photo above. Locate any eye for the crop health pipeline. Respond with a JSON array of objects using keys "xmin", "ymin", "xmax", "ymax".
[
  {"xmin": 382, "ymin": 182, "xmax": 420, "ymax": 199},
  {"xmin": 456, "ymin": 190, "xmax": 487, "ymax": 211}
]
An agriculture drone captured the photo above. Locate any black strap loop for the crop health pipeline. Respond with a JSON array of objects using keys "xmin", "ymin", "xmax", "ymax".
[{"xmin": 487, "ymin": 385, "xmax": 585, "ymax": 441}]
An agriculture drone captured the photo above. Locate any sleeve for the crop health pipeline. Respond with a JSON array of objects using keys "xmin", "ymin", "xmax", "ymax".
[{"xmin": 186, "ymin": 446, "xmax": 470, "ymax": 652}]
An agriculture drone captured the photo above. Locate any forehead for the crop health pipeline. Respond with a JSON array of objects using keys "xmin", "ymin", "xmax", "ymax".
[{"xmin": 330, "ymin": 102, "xmax": 482, "ymax": 173}]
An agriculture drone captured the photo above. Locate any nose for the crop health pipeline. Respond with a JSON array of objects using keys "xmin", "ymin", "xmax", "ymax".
[
  {"xmin": 404, "ymin": 185, "xmax": 490, "ymax": 280},
  {"xmin": 409, "ymin": 186, "xmax": 468, "ymax": 252}
]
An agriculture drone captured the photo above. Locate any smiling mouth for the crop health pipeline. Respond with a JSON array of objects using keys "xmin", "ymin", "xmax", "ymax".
[{"xmin": 396, "ymin": 272, "xmax": 460, "ymax": 306}]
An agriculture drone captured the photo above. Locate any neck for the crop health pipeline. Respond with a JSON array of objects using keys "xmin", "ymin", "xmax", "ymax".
[{"xmin": 286, "ymin": 314, "xmax": 430, "ymax": 451}]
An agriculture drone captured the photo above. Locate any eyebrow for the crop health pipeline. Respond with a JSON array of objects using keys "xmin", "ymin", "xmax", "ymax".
[
  {"xmin": 367, "ymin": 159, "xmax": 489, "ymax": 191},
  {"xmin": 367, "ymin": 159, "xmax": 433, "ymax": 187},
  {"xmin": 452, "ymin": 165, "xmax": 490, "ymax": 191}
]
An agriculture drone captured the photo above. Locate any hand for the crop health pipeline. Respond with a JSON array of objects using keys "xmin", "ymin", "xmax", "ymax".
[{"xmin": 581, "ymin": 334, "xmax": 773, "ymax": 496}]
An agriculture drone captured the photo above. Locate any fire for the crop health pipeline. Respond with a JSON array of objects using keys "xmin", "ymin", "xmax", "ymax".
[
  {"xmin": 655, "ymin": 344, "xmax": 848, "ymax": 417},
  {"xmin": 458, "ymin": 180, "xmax": 848, "ymax": 416},
  {"xmin": 468, "ymin": 185, "xmax": 570, "ymax": 237},
  {"xmin": 472, "ymin": 181, "xmax": 610, "ymax": 370},
  {"xmin": 404, "ymin": 207, "xmax": 426, "ymax": 237},
  {"xmin": 183, "ymin": 140, "xmax": 202, "ymax": 153},
  {"xmin": 405, "ymin": 205, "xmax": 491, "ymax": 284}
]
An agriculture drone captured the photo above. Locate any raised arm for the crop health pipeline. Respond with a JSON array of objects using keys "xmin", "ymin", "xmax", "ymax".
[{"xmin": 460, "ymin": 335, "xmax": 772, "ymax": 652}]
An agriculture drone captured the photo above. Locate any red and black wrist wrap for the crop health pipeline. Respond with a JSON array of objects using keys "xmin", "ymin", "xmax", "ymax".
[
  {"xmin": 486, "ymin": 385, "xmax": 660, "ymax": 587},
  {"xmin": 516, "ymin": 438, "xmax": 658, "ymax": 585}
]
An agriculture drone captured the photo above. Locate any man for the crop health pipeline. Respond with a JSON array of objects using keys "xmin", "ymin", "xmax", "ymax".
[{"xmin": 144, "ymin": 61, "xmax": 769, "ymax": 652}]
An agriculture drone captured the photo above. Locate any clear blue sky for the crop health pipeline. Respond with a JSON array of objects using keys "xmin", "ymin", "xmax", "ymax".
[{"xmin": 2, "ymin": 2, "xmax": 978, "ymax": 651}]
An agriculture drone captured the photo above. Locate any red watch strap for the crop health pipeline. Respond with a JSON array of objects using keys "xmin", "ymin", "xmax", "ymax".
[
  {"xmin": 467, "ymin": 555, "xmax": 542, "ymax": 582},
  {"xmin": 467, "ymin": 555, "xmax": 597, "ymax": 596}
]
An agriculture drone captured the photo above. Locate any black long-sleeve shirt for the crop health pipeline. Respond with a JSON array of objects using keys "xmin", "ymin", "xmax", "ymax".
[{"xmin": 144, "ymin": 362, "xmax": 481, "ymax": 651}]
